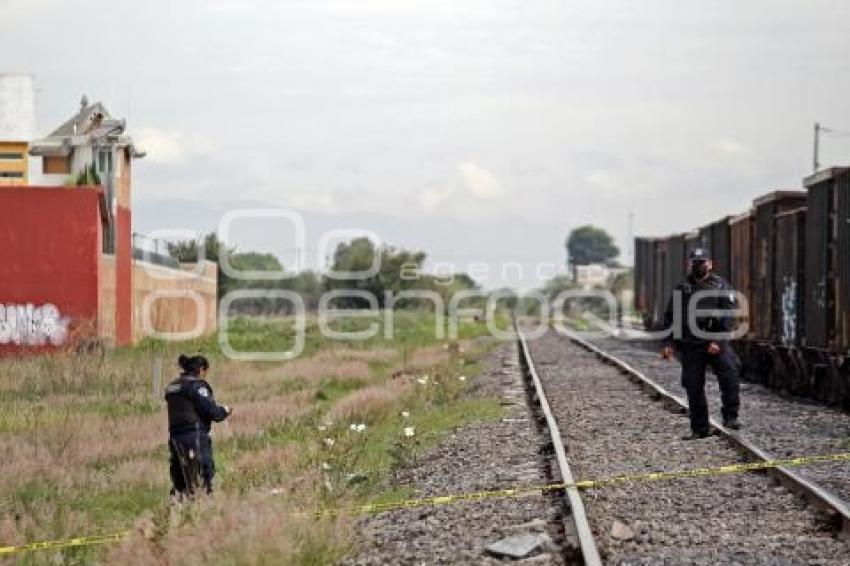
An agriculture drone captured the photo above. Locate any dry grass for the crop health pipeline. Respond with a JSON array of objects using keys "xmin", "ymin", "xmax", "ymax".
[
  {"xmin": 217, "ymin": 392, "xmax": 314, "ymax": 440},
  {"xmin": 0, "ymin": 313, "xmax": 496, "ymax": 564},
  {"xmin": 286, "ymin": 350, "xmax": 374, "ymax": 381},
  {"xmin": 107, "ymin": 479, "xmax": 348, "ymax": 565},
  {"xmin": 327, "ymin": 379, "xmax": 412, "ymax": 424},
  {"xmin": 211, "ymin": 349, "xmax": 378, "ymax": 403},
  {"xmin": 0, "ymin": 353, "xmax": 150, "ymax": 395}
]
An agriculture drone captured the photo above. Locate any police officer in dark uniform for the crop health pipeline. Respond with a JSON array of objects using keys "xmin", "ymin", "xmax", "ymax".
[
  {"xmin": 165, "ymin": 354, "xmax": 232, "ymax": 497},
  {"xmin": 662, "ymin": 248, "xmax": 741, "ymax": 439}
]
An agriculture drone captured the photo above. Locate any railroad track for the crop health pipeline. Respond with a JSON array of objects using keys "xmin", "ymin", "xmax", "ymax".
[
  {"xmin": 583, "ymin": 329, "xmax": 850, "ymax": 507},
  {"xmin": 517, "ymin": 328, "xmax": 602, "ymax": 565},
  {"xmin": 516, "ymin": 325, "xmax": 850, "ymax": 564}
]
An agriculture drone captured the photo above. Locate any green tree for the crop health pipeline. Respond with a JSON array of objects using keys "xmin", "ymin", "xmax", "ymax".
[
  {"xmin": 169, "ymin": 233, "xmax": 285, "ymax": 308},
  {"xmin": 323, "ymin": 238, "xmax": 429, "ymax": 308},
  {"xmin": 167, "ymin": 232, "xmax": 227, "ymax": 264},
  {"xmin": 565, "ymin": 225, "xmax": 620, "ymax": 267}
]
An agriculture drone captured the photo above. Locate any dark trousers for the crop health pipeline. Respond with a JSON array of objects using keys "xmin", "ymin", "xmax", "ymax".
[
  {"xmin": 680, "ymin": 344, "xmax": 740, "ymax": 434},
  {"xmin": 169, "ymin": 431, "xmax": 215, "ymax": 495}
]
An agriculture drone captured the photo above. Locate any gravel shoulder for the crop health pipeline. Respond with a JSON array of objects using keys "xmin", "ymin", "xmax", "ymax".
[
  {"xmin": 530, "ymin": 330, "xmax": 849, "ymax": 565},
  {"xmin": 584, "ymin": 333, "xmax": 850, "ymax": 504},
  {"xmin": 342, "ymin": 342, "xmax": 567, "ymax": 565}
]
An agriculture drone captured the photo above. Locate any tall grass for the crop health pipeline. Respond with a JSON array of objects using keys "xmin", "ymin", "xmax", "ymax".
[{"xmin": 0, "ymin": 311, "xmax": 505, "ymax": 564}]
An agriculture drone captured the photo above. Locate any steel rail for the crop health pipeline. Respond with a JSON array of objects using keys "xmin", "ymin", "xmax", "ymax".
[
  {"xmin": 559, "ymin": 327, "xmax": 850, "ymax": 539},
  {"xmin": 515, "ymin": 327, "xmax": 602, "ymax": 565}
]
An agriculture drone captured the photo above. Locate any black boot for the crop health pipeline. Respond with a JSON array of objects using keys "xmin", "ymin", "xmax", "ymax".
[{"xmin": 681, "ymin": 430, "xmax": 711, "ymax": 440}]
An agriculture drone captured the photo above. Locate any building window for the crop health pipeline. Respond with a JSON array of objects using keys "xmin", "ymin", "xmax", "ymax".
[
  {"xmin": 96, "ymin": 149, "xmax": 113, "ymax": 175},
  {"xmin": 0, "ymin": 152, "xmax": 24, "ymax": 160},
  {"xmin": 0, "ymin": 171, "xmax": 24, "ymax": 178},
  {"xmin": 43, "ymin": 156, "xmax": 71, "ymax": 174}
]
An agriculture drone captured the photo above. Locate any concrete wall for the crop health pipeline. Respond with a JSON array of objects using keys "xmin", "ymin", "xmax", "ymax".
[
  {"xmin": 0, "ymin": 74, "xmax": 37, "ymax": 141},
  {"xmin": 98, "ymin": 255, "xmax": 116, "ymax": 342},
  {"xmin": 132, "ymin": 260, "xmax": 217, "ymax": 340},
  {"xmin": 0, "ymin": 181, "xmax": 217, "ymax": 353},
  {"xmin": 0, "ymin": 186, "xmax": 103, "ymax": 352},
  {"xmin": 0, "ymin": 75, "xmax": 37, "ymax": 186}
]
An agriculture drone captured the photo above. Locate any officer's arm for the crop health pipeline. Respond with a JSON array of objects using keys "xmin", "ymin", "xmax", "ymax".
[
  {"xmin": 189, "ymin": 382, "xmax": 230, "ymax": 422},
  {"xmin": 662, "ymin": 286, "xmax": 677, "ymax": 345},
  {"xmin": 717, "ymin": 280, "xmax": 737, "ymax": 336}
]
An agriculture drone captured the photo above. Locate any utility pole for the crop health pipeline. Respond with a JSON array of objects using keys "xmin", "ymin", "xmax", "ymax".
[
  {"xmin": 627, "ymin": 211, "xmax": 635, "ymax": 266},
  {"xmin": 813, "ymin": 122, "xmax": 820, "ymax": 173}
]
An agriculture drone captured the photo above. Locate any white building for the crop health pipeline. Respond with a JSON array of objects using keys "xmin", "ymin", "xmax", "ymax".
[
  {"xmin": 0, "ymin": 73, "xmax": 38, "ymax": 185},
  {"xmin": 574, "ymin": 263, "xmax": 629, "ymax": 290}
]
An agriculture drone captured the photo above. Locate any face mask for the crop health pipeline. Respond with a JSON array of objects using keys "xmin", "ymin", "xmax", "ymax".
[{"xmin": 691, "ymin": 262, "xmax": 709, "ymax": 278}]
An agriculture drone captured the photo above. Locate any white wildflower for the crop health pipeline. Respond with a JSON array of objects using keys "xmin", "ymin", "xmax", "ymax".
[
  {"xmin": 458, "ymin": 375, "xmax": 466, "ymax": 382},
  {"xmin": 355, "ymin": 423, "xmax": 367, "ymax": 433},
  {"xmin": 416, "ymin": 377, "xmax": 428, "ymax": 385},
  {"xmin": 350, "ymin": 423, "xmax": 357, "ymax": 431},
  {"xmin": 401, "ymin": 411, "xmax": 410, "ymax": 419},
  {"xmin": 270, "ymin": 487, "xmax": 284, "ymax": 495},
  {"xmin": 324, "ymin": 438, "xmax": 335, "ymax": 447},
  {"xmin": 318, "ymin": 425, "xmax": 327, "ymax": 431},
  {"xmin": 404, "ymin": 427, "xmax": 415, "ymax": 438},
  {"xmin": 322, "ymin": 462, "xmax": 331, "ymax": 470}
]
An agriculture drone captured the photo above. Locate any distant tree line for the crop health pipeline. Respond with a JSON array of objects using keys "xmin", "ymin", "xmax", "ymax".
[{"xmin": 168, "ymin": 234, "xmax": 479, "ymax": 314}]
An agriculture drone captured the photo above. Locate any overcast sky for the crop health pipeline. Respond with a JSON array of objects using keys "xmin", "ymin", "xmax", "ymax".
[{"xmin": 5, "ymin": 0, "xmax": 850, "ymax": 288}]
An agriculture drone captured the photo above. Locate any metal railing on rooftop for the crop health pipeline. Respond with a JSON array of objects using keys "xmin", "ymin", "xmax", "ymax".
[{"xmin": 132, "ymin": 233, "xmax": 179, "ymax": 268}]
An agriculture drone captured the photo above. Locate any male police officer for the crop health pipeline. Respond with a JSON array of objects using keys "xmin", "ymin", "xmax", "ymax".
[
  {"xmin": 166, "ymin": 354, "xmax": 232, "ymax": 497},
  {"xmin": 661, "ymin": 248, "xmax": 741, "ymax": 439}
]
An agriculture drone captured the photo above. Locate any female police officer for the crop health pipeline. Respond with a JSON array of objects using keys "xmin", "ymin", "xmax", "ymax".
[{"xmin": 165, "ymin": 354, "xmax": 232, "ymax": 497}]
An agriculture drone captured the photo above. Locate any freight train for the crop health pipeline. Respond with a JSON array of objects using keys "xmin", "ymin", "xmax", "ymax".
[{"xmin": 634, "ymin": 166, "xmax": 850, "ymax": 409}]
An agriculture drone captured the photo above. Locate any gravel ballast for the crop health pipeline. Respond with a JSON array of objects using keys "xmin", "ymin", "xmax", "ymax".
[
  {"xmin": 529, "ymin": 330, "xmax": 849, "ymax": 565},
  {"xmin": 343, "ymin": 343, "xmax": 567, "ymax": 565},
  {"xmin": 584, "ymin": 332, "xmax": 850, "ymax": 505}
]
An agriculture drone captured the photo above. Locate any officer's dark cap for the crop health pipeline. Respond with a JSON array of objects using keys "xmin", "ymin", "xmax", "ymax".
[{"xmin": 688, "ymin": 248, "xmax": 710, "ymax": 262}]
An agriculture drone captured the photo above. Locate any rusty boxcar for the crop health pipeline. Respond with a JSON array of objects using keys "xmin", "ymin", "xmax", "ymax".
[
  {"xmin": 631, "ymin": 169, "xmax": 850, "ymax": 408},
  {"xmin": 750, "ymin": 191, "xmax": 807, "ymax": 341},
  {"xmin": 803, "ymin": 167, "xmax": 850, "ymax": 352},
  {"xmin": 696, "ymin": 216, "xmax": 732, "ymax": 279},
  {"xmin": 773, "ymin": 207, "xmax": 807, "ymax": 347},
  {"xmin": 634, "ymin": 237, "xmax": 662, "ymax": 328},
  {"xmin": 729, "ymin": 211, "xmax": 753, "ymax": 339}
]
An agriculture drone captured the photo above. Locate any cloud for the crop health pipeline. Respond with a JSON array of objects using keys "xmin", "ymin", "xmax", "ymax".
[
  {"xmin": 585, "ymin": 168, "xmax": 614, "ymax": 188},
  {"xmin": 416, "ymin": 185, "xmax": 453, "ymax": 212},
  {"xmin": 411, "ymin": 162, "xmax": 505, "ymax": 216},
  {"xmin": 457, "ymin": 161, "xmax": 503, "ymax": 199},
  {"xmin": 707, "ymin": 138, "xmax": 750, "ymax": 156},
  {"xmin": 135, "ymin": 128, "xmax": 214, "ymax": 165}
]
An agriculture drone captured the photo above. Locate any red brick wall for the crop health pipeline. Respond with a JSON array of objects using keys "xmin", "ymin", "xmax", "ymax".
[{"xmin": 0, "ymin": 186, "xmax": 103, "ymax": 353}]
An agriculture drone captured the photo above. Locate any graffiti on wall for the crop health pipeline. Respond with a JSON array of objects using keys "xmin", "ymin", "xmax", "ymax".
[
  {"xmin": 780, "ymin": 277, "xmax": 797, "ymax": 345},
  {"xmin": 0, "ymin": 303, "xmax": 69, "ymax": 346}
]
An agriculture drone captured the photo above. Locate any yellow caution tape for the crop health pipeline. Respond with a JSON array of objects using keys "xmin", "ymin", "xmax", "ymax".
[
  {"xmin": 0, "ymin": 531, "xmax": 128, "ymax": 556},
  {"xmin": 3, "ymin": 452, "xmax": 849, "ymax": 556},
  {"xmin": 333, "ymin": 451, "xmax": 850, "ymax": 517}
]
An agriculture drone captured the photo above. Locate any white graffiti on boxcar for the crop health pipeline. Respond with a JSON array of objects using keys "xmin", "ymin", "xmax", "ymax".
[{"xmin": 780, "ymin": 277, "xmax": 797, "ymax": 345}]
